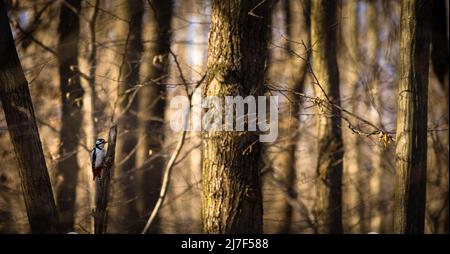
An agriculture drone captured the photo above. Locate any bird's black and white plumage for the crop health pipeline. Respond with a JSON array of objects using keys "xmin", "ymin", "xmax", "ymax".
[{"xmin": 90, "ymin": 138, "xmax": 107, "ymax": 180}]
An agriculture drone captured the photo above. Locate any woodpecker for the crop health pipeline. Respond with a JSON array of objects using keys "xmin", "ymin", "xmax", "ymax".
[{"xmin": 90, "ymin": 138, "xmax": 107, "ymax": 181}]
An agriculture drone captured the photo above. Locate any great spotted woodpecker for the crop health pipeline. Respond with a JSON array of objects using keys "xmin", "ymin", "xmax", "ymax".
[{"xmin": 90, "ymin": 138, "xmax": 107, "ymax": 181}]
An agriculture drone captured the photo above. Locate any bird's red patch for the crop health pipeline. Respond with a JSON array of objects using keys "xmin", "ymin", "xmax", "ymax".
[{"xmin": 93, "ymin": 165, "xmax": 103, "ymax": 180}]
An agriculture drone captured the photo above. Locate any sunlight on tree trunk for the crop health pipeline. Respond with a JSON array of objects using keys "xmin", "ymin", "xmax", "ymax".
[
  {"xmin": 112, "ymin": 0, "xmax": 143, "ymax": 233},
  {"xmin": 135, "ymin": 0, "xmax": 173, "ymax": 233},
  {"xmin": 341, "ymin": 0, "xmax": 366, "ymax": 233},
  {"xmin": 311, "ymin": 0, "xmax": 343, "ymax": 234},
  {"xmin": 263, "ymin": 0, "xmax": 310, "ymax": 234},
  {"xmin": 56, "ymin": 0, "xmax": 84, "ymax": 233},
  {"xmin": 394, "ymin": 0, "xmax": 431, "ymax": 234},
  {"xmin": 201, "ymin": 0, "xmax": 270, "ymax": 234}
]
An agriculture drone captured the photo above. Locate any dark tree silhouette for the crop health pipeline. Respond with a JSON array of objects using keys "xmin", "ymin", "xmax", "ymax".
[
  {"xmin": 311, "ymin": 0, "xmax": 343, "ymax": 234},
  {"xmin": 56, "ymin": 0, "xmax": 84, "ymax": 233},
  {"xmin": 0, "ymin": 1, "xmax": 59, "ymax": 233},
  {"xmin": 113, "ymin": 0, "xmax": 143, "ymax": 232},
  {"xmin": 135, "ymin": 0, "xmax": 173, "ymax": 233}
]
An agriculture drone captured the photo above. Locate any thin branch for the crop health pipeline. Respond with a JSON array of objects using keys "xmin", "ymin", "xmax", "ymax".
[
  {"xmin": 88, "ymin": 0, "xmax": 99, "ymax": 142},
  {"xmin": 141, "ymin": 127, "xmax": 187, "ymax": 234},
  {"xmin": 10, "ymin": 18, "xmax": 57, "ymax": 56},
  {"xmin": 248, "ymin": 0, "xmax": 267, "ymax": 18},
  {"xmin": 139, "ymin": 0, "xmax": 209, "ymax": 234},
  {"xmin": 110, "ymin": 20, "xmax": 133, "ymax": 124},
  {"xmin": 14, "ymin": 0, "xmax": 54, "ymax": 46},
  {"xmin": 268, "ymin": 84, "xmax": 394, "ymax": 146},
  {"xmin": 266, "ymin": 170, "xmax": 318, "ymax": 233}
]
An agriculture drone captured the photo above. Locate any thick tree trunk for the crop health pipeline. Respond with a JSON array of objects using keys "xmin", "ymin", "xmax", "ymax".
[
  {"xmin": 55, "ymin": 0, "xmax": 83, "ymax": 233},
  {"xmin": 113, "ymin": 0, "xmax": 143, "ymax": 233},
  {"xmin": 201, "ymin": 0, "xmax": 270, "ymax": 234},
  {"xmin": 0, "ymin": 2, "xmax": 59, "ymax": 233},
  {"xmin": 135, "ymin": 0, "xmax": 173, "ymax": 233},
  {"xmin": 394, "ymin": 0, "xmax": 431, "ymax": 234},
  {"xmin": 311, "ymin": 0, "xmax": 343, "ymax": 234}
]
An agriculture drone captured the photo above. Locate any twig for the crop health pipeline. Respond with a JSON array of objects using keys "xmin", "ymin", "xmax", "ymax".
[
  {"xmin": 88, "ymin": 0, "xmax": 100, "ymax": 142},
  {"xmin": 267, "ymin": 170, "xmax": 318, "ymax": 233},
  {"xmin": 14, "ymin": 0, "xmax": 54, "ymax": 46},
  {"xmin": 248, "ymin": 0, "xmax": 267, "ymax": 18},
  {"xmin": 140, "ymin": 0, "xmax": 206, "ymax": 234},
  {"xmin": 11, "ymin": 18, "xmax": 57, "ymax": 56},
  {"xmin": 269, "ymin": 85, "xmax": 394, "ymax": 143},
  {"xmin": 141, "ymin": 127, "xmax": 187, "ymax": 234},
  {"xmin": 110, "ymin": 17, "xmax": 133, "ymax": 124}
]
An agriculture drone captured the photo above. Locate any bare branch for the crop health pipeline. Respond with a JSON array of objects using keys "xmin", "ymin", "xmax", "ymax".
[{"xmin": 141, "ymin": 128, "xmax": 187, "ymax": 234}]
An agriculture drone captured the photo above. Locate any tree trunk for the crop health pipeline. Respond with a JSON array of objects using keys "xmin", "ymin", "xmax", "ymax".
[
  {"xmin": 94, "ymin": 125, "xmax": 117, "ymax": 234},
  {"xmin": 201, "ymin": 0, "xmax": 270, "ymax": 234},
  {"xmin": 0, "ymin": 2, "xmax": 59, "ymax": 233},
  {"xmin": 365, "ymin": 0, "xmax": 389, "ymax": 233},
  {"xmin": 157, "ymin": 0, "xmax": 205, "ymax": 233},
  {"xmin": 430, "ymin": 0, "xmax": 449, "ymax": 234},
  {"xmin": 341, "ymin": 0, "xmax": 366, "ymax": 233},
  {"xmin": 311, "ymin": 0, "xmax": 343, "ymax": 234},
  {"xmin": 135, "ymin": 0, "xmax": 173, "ymax": 233},
  {"xmin": 264, "ymin": 0, "xmax": 310, "ymax": 234},
  {"xmin": 431, "ymin": 0, "xmax": 449, "ymax": 104},
  {"xmin": 55, "ymin": 0, "xmax": 84, "ymax": 233},
  {"xmin": 394, "ymin": 0, "xmax": 431, "ymax": 234},
  {"xmin": 82, "ymin": 0, "xmax": 100, "ymax": 234},
  {"xmin": 113, "ymin": 0, "xmax": 143, "ymax": 233}
]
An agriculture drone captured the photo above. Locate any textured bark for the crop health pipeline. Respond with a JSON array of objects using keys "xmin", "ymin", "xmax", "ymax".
[
  {"xmin": 0, "ymin": 2, "xmax": 59, "ymax": 233},
  {"xmin": 311, "ymin": 0, "xmax": 343, "ymax": 234},
  {"xmin": 0, "ymin": 173, "xmax": 15, "ymax": 233},
  {"xmin": 55, "ymin": 0, "xmax": 83, "ymax": 233},
  {"xmin": 113, "ymin": 0, "xmax": 143, "ymax": 232},
  {"xmin": 94, "ymin": 126, "xmax": 117, "ymax": 234},
  {"xmin": 202, "ymin": 0, "xmax": 270, "ymax": 233},
  {"xmin": 135, "ymin": 0, "xmax": 173, "ymax": 233},
  {"xmin": 394, "ymin": 0, "xmax": 431, "ymax": 234}
]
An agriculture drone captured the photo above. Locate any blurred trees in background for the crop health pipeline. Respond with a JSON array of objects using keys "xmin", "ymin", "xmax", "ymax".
[
  {"xmin": 0, "ymin": 0, "xmax": 448, "ymax": 234},
  {"xmin": 112, "ymin": 0, "xmax": 143, "ymax": 233},
  {"xmin": 310, "ymin": 0, "xmax": 343, "ymax": 234},
  {"xmin": 135, "ymin": 0, "xmax": 172, "ymax": 233},
  {"xmin": 56, "ymin": 0, "xmax": 83, "ymax": 233}
]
